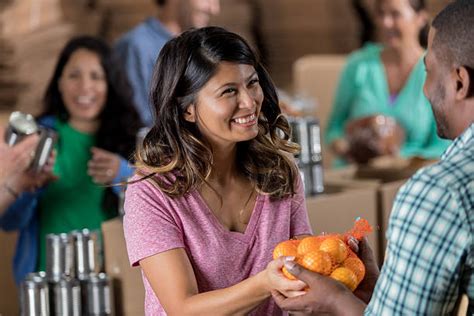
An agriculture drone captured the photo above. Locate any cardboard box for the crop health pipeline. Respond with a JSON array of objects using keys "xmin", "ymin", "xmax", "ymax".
[
  {"xmin": 292, "ymin": 54, "xmax": 347, "ymax": 168},
  {"xmin": 323, "ymin": 161, "xmax": 437, "ymax": 263},
  {"xmin": 0, "ymin": 231, "xmax": 19, "ymax": 315},
  {"xmin": 306, "ymin": 183, "xmax": 379, "ymax": 264},
  {"xmin": 102, "ymin": 218, "xmax": 145, "ymax": 316}
]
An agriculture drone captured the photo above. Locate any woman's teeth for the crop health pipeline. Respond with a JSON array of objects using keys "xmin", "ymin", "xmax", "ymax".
[
  {"xmin": 77, "ymin": 96, "xmax": 94, "ymax": 104},
  {"xmin": 233, "ymin": 113, "xmax": 256, "ymax": 124}
]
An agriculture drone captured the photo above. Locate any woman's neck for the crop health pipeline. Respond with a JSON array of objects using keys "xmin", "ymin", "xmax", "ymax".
[
  {"xmin": 383, "ymin": 42, "xmax": 424, "ymax": 65},
  {"xmin": 68, "ymin": 118, "xmax": 100, "ymax": 134},
  {"xmin": 208, "ymin": 144, "xmax": 239, "ymax": 187}
]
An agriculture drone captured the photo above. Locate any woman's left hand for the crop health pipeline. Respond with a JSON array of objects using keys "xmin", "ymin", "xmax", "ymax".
[{"xmin": 88, "ymin": 147, "xmax": 120, "ymax": 184}]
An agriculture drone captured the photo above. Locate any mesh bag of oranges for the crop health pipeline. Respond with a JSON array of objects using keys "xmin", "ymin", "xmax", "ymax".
[{"xmin": 273, "ymin": 218, "xmax": 373, "ymax": 291}]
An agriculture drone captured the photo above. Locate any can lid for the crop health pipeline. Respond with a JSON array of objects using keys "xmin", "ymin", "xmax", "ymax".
[
  {"xmin": 9, "ymin": 111, "xmax": 38, "ymax": 135},
  {"xmin": 23, "ymin": 272, "xmax": 48, "ymax": 288}
]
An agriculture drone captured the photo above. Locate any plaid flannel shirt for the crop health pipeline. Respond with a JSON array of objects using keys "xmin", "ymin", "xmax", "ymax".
[{"xmin": 366, "ymin": 123, "xmax": 474, "ymax": 315}]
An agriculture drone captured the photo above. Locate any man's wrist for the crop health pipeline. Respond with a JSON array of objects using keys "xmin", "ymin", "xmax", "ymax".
[{"xmin": 331, "ymin": 290, "xmax": 367, "ymax": 316}]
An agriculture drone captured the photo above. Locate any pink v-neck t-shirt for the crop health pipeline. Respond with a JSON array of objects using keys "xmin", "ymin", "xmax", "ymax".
[{"xmin": 123, "ymin": 174, "xmax": 312, "ymax": 315}]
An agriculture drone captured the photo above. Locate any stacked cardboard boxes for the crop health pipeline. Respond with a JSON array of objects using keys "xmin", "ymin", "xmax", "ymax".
[
  {"xmin": 0, "ymin": 0, "xmax": 100, "ymax": 114},
  {"xmin": 258, "ymin": 0, "xmax": 360, "ymax": 89},
  {"xmin": 324, "ymin": 158, "xmax": 436, "ymax": 263},
  {"xmin": 306, "ymin": 182, "xmax": 379, "ymax": 263}
]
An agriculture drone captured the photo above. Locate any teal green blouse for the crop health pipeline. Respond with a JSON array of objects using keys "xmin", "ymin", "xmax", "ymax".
[{"xmin": 325, "ymin": 44, "xmax": 450, "ymax": 160}]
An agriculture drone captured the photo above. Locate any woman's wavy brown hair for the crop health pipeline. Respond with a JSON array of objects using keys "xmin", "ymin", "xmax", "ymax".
[{"xmin": 135, "ymin": 27, "xmax": 300, "ymax": 199}]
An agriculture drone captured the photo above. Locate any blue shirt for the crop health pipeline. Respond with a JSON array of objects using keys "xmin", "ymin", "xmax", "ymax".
[
  {"xmin": 366, "ymin": 123, "xmax": 474, "ymax": 315},
  {"xmin": 115, "ymin": 17, "xmax": 173, "ymax": 127}
]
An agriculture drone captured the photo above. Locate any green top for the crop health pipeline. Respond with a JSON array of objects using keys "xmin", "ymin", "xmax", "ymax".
[
  {"xmin": 37, "ymin": 120, "xmax": 112, "ymax": 271},
  {"xmin": 325, "ymin": 43, "xmax": 450, "ymax": 161}
]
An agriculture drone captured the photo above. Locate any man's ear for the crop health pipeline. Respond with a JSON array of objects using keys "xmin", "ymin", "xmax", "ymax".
[
  {"xmin": 183, "ymin": 104, "xmax": 196, "ymax": 123},
  {"xmin": 455, "ymin": 66, "xmax": 471, "ymax": 100}
]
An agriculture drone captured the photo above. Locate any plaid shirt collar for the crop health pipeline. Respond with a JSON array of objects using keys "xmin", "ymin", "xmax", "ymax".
[{"xmin": 441, "ymin": 123, "xmax": 474, "ymax": 160}]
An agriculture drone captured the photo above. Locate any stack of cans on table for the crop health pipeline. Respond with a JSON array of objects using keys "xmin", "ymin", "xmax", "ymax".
[
  {"xmin": 20, "ymin": 229, "xmax": 114, "ymax": 316},
  {"xmin": 288, "ymin": 117, "xmax": 324, "ymax": 196}
]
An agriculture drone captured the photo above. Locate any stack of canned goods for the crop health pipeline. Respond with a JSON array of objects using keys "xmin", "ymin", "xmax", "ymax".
[
  {"xmin": 288, "ymin": 117, "xmax": 324, "ymax": 196},
  {"xmin": 20, "ymin": 229, "xmax": 114, "ymax": 316}
]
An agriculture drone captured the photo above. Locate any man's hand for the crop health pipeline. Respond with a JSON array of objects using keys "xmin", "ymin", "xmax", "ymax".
[
  {"xmin": 272, "ymin": 260, "xmax": 366, "ymax": 316},
  {"xmin": 354, "ymin": 237, "xmax": 379, "ymax": 304}
]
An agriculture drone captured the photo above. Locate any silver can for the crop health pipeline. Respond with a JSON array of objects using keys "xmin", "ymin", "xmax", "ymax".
[
  {"xmin": 4, "ymin": 111, "xmax": 38, "ymax": 146},
  {"xmin": 288, "ymin": 117, "xmax": 323, "ymax": 165},
  {"xmin": 82, "ymin": 273, "xmax": 114, "ymax": 315},
  {"xmin": 30, "ymin": 127, "xmax": 57, "ymax": 173},
  {"xmin": 298, "ymin": 165, "xmax": 312, "ymax": 197},
  {"xmin": 71, "ymin": 229, "xmax": 101, "ymax": 280},
  {"xmin": 308, "ymin": 119, "xmax": 322, "ymax": 163},
  {"xmin": 46, "ymin": 233, "xmax": 75, "ymax": 282},
  {"xmin": 4, "ymin": 111, "xmax": 57, "ymax": 173},
  {"xmin": 20, "ymin": 272, "xmax": 50, "ymax": 316},
  {"xmin": 310, "ymin": 163, "xmax": 325, "ymax": 195},
  {"xmin": 51, "ymin": 276, "xmax": 81, "ymax": 316},
  {"xmin": 298, "ymin": 163, "xmax": 325, "ymax": 196}
]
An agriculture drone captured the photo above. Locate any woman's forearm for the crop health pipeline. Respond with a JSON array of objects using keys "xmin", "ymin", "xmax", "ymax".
[{"xmin": 172, "ymin": 271, "xmax": 271, "ymax": 316}]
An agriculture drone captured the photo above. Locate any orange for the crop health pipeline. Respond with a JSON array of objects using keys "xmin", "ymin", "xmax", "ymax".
[
  {"xmin": 330, "ymin": 267, "xmax": 357, "ymax": 291},
  {"xmin": 300, "ymin": 250, "xmax": 333, "ymax": 275},
  {"xmin": 297, "ymin": 236, "xmax": 325, "ymax": 257},
  {"xmin": 342, "ymin": 257, "xmax": 365, "ymax": 284},
  {"xmin": 282, "ymin": 266, "xmax": 297, "ymax": 280},
  {"xmin": 273, "ymin": 240, "xmax": 300, "ymax": 260},
  {"xmin": 319, "ymin": 237, "xmax": 348, "ymax": 264},
  {"xmin": 330, "ymin": 267, "xmax": 358, "ymax": 291}
]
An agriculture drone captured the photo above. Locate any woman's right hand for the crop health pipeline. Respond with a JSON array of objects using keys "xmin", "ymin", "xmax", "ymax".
[{"xmin": 263, "ymin": 256, "xmax": 307, "ymax": 297}]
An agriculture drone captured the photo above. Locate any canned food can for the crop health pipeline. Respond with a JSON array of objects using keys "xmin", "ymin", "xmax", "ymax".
[
  {"xmin": 30, "ymin": 127, "xmax": 57, "ymax": 173},
  {"xmin": 46, "ymin": 233, "xmax": 75, "ymax": 282},
  {"xmin": 310, "ymin": 163, "xmax": 325, "ymax": 195},
  {"xmin": 20, "ymin": 272, "xmax": 50, "ymax": 316},
  {"xmin": 82, "ymin": 273, "xmax": 114, "ymax": 315},
  {"xmin": 4, "ymin": 111, "xmax": 38, "ymax": 146},
  {"xmin": 71, "ymin": 229, "xmax": 101, "ymax": 280},
  {"xmin": 50, "ymin": 276, "xmax": 81, "ymax": 316},
  {"xmin": 289, "ymin": 117, "xmax": 323, "ymax": 165}
]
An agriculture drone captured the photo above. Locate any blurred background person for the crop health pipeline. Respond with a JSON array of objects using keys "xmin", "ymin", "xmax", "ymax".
[
  {"xmin": 0, "ymin": 35, "xmax": 142, "ymax": 284},
  {"xmin": 114, "ymin": 0, "xmax": 221, "ymax": 127},
  {"xmin": 325, "ymin": 0, "xmax": 450, "ymax": 166}
]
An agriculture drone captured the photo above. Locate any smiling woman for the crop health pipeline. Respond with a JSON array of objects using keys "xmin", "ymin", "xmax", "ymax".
[
  {"xmin": 325, "ymin": 0, "xmax": 450, "ymax": 166},
  {"xmin": 123, "ymin": 27, "xmax": 313, "ymax": 315},
  {"xmin": 0, "ymin": 36, "xmax": 143, "ymax": 284}
]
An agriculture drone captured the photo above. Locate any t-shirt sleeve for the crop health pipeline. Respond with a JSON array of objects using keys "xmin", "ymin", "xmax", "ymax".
[
  {"xmin": 290, "ymin": 172, "xmax": 313, "ymax": 237},
  {"xmin": 123, "ymin": 177, "xmax": 184, "ymax": 266}
]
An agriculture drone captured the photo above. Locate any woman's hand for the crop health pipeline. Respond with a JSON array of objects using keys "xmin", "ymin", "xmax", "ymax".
[
  {"xmin": 264, "ymin": 256, "xmax": 307, "ymax": 296},
  {"xmin": 88, "ymin": 147, "xmax": 120, "ymax": 184}
]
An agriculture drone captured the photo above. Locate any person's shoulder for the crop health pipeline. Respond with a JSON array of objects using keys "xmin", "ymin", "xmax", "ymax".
[
  {"xmin": 407, "ymin": 153, "xmax": 473, "ymax": 195},
  {"xmin": 115, "ymin": 19, "xmax": 152, "ymax": 48}
]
